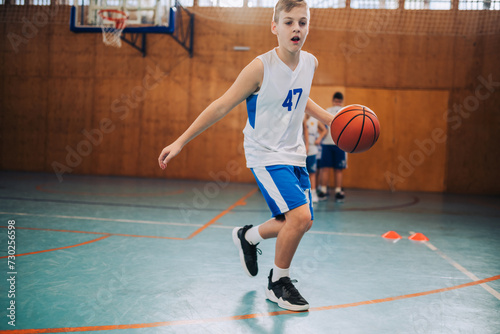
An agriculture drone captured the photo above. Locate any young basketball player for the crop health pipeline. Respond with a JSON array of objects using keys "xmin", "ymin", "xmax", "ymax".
[{"xmin": 158, "ymin": 0, "xmax": 334, "ymax": 311}]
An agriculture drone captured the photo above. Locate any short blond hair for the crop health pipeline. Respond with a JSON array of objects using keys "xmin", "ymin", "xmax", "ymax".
[{"xmin": 273, "ymin": 0, "xmax": 309, "ymax": 23}]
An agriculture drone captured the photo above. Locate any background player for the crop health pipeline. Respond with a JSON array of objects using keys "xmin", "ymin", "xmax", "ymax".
[
  {"xmin": 317, "ymin": 92, "xmax": 347, "ymax": 202},
  {"xmin": 304, "ymin": 114, "xmax": 327, "ymax": 202}
]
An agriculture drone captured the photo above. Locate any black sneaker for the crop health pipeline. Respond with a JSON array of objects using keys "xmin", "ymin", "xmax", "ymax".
[
  {"xmin": 232, "ymin": 225, "xmax": 261, "ymax": 277},
  {"xmin": 335, "ymin": 191, "xmax": 345, "ymax": 202},
  {"xmin": 266, "ymin": 269, "xmax": 309, "ymax": 311},
  {"xmin": 317, "ymin": 189, "xmax": 328, "ymax": 201}
]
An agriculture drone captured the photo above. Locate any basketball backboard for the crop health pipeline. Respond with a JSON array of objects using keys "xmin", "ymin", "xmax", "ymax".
[
  {"xmin": 70, "ymin": 0, "xmax": 194, "ymax": 57},
  {"xmin": 70, "ymin": 0, "xmax": 176, "ymax": 34}
]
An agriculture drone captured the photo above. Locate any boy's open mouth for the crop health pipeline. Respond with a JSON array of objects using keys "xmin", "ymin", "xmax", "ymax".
[{"xmin": 291, "ymin": 36, "xmax": 300, "ymax": 42}]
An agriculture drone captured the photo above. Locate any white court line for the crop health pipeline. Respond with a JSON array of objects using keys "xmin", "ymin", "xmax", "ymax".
[{"xmin": 410, "ymin": 230, "xmax": 500, "ymax": 301}]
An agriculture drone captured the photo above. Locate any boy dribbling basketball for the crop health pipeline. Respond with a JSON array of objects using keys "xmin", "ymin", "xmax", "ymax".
[{"xmin": 158, "ymin": 0, "xmax": 334, "ymax": 311}]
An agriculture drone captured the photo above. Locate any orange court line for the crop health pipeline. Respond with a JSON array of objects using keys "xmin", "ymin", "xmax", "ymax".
[
  {"xmin": 0, "ymin": 235, "xmax": 111, "ymax": 259},
  {"xmin": 186, "ymin": 187, "xmax": 259, "ymax": 239},
  {"xmin": 3, "ymin": 274, "xmax": 499, "ymax": 333}
]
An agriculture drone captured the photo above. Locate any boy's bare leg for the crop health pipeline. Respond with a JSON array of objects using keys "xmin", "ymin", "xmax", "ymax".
[
  {"xmin": 257, "ymin": 217, "xmax": 285, "ymax": 239},
  {"xmin": 334, "ymin": 169, "xmax": 343, "ymax": 190},
  {"xmin": 258, "ymin": 204, "xmax": 312, "ymax": 269},
  {"xmin": 256, "ymin": 204, "xmax": 312, "ymax": 311},
  {"xmin": 275, "ymin": 204, "xmax": 312, "ymax": 268},
  {"xmin": 319, "ymin": 167, "xmax": 328, "ymax": 191}
]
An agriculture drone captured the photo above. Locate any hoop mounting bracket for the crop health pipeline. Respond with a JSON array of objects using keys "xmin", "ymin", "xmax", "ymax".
[{"xmin": 121, "ymin": 33, "xmax": 147, "ymax": 57}]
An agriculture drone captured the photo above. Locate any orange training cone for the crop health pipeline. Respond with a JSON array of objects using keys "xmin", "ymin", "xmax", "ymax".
[
  {"xmin": 382, "ymin": 231, "xmax": 402, "ymax": 239},
  {"xmin": 408, "ymin": 232, "xmax": 429, "ymax": 242}
]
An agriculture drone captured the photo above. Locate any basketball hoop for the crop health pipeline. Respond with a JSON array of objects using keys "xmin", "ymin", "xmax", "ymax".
[{"xmin": 98, "ymin": 9, "xmax": 128, "ymax": 48}]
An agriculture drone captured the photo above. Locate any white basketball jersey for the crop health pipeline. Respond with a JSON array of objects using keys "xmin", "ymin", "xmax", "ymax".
[{"xmin": 243, "ymin": 48, "xmax": 316, "ymax": 168}]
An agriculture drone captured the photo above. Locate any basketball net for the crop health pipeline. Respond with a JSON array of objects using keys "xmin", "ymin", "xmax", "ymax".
[{"xmin": 98, "ymin": 10, "xmax": 128, "ymax": 48}]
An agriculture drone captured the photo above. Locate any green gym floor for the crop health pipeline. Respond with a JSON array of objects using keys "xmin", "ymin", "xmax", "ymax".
[{"xmin": 0, "ymin": 171, "xmax": 499, "ymax": 334}]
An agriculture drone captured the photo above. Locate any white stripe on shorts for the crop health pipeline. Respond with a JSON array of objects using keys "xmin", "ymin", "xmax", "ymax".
[{"xmin": 252, "ymin": 167, "xmax": 290, "ymax": 214}]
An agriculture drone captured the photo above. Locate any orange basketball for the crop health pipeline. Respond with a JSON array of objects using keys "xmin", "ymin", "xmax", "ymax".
[{"xmin": 330, "ymin": 104, "xmax": 380, "ymax": 153}]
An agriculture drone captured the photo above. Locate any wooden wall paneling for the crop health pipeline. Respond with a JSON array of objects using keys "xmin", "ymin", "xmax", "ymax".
[
  {"xmin": 309, "ymin": 86, "xmax": 346, "ymax": 112},
  {"xmin": 95, "ymin": 47, "xmax": 145, "ymax": 80},
  {"xmin": 3, "ymin": 22, "xmax": 50, "ymax": 78},
  {"xmin": 474, "ymin": 89, "xmax": 500, "ymax": 194},
  {"xmin": 232, "ymin": 104, "xmax": 254, "ymax": 183},
  {"xmin": 342, "ymin": 88, "xmax": 397, "ymax": 190},
  {"xmin": 49, "ymin": 21, "xmax": 97, "ymax": 79},
  {"xmin": 45, "ymin": 77, "xmax": 94, "ymax": 177},
  {"xmin": 398, "ymin": 35, "xmax": 454, "ymax": 90},
  {"xmin": 343, "ymin": 31, "xmax": 400, "ymax": 89},
  {"xmin": 446, "ymin": 89, "xmax": 500, "ymax": 194},
  {"xmin": 2, "ymin": 7, "xmax": 499, "ymax": 193},
  {"xmin": 308, "ymin": 30, "xmax": 347, "ymax": 86},
  {"xmin": 208, "ymin": 103, "xmax": 249, "ymax": 183},
  {"xmin": 0, "ymin": 22, "xmax": 6, "ymax": 52},
  {"xmin": 482, "ymin": 34, "xmax": 500, "ymax": 79},
  {"xmin": 314, "ymin": 87, "xmax": 448, "ymax": 192},
  {"xmin": 144, "ymin": 32, "xmax": 179, "ymax": 58},
  {"xmin": 391, "ymin": 89, "xmax": 448, "ymax": 192},
  {"xmin": 2, "ymin": 76, "xmax": 47, "ymax": 171},
  {"xmin": 452, "ymin": 35, "xmax": 486, "ymax": 89},
  {"xmin": 446, "ymin": 34, "xmax": 500, "ymax": 194},
  {"xmin": 0, "ymin": 41, "xmax": 5, "ymax": 169},
  {"xmin": 139, "ymin": 57, "xmax": 191, "ymax": 178},
  {"xmin": 445, "ymin": 88, "xmax": 477, "ymax": 193},
  {"xmin": 90, "ymin": 77, "xmax": 144, "ymax": 176},
  {"xmin": 183, "ymin": 51, "xmax": 238, "ymax": 180}
]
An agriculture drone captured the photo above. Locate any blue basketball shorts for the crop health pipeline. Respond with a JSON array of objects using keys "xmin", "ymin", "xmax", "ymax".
[
  {"xmin": 306, "ymin": 155, "xmax": 317, "ymax": 174},
  {"xmin": 251, "ymin": 165, "xmax": 314, "ymax": 220},
  {"xmin": 320, "ymin": 144, "xmax": 347, "ymax": 169}
]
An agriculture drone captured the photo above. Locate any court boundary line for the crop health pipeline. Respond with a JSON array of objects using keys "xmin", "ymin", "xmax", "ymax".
[
  {"xmin": 3, "ymin": 274, "xmax": 499, "ymax": 333},
  {"xmin": 0, "ymin": 235, "xmax": 111, "ymax": 259}
]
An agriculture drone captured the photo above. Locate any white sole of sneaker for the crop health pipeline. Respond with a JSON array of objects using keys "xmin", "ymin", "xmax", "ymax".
[
  {"xmin": 232, "ymin": 227, "xmax": 253, "ymax": 278},
  {"xmin": 265, "ymin": 288, "xmax": 309, "ymax": 312}
]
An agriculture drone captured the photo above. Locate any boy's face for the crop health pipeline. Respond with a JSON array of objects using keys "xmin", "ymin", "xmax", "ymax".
[
  {"xmin": 272, "ymin": 6, "xmax": 310, "ymax": 52},
  {"xmin": 333, "ymin": 98, "xmax": 343, "ymax": 106}
]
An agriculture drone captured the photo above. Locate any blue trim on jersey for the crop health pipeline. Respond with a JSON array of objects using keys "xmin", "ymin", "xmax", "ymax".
[{"xmin": 246, "ymin": 94, "xmax": 258, "ymax": 129}]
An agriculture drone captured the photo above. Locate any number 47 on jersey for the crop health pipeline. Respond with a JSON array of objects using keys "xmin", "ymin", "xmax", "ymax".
[{"xmin": 282, "ymin": 88, "xmax": 303, "ymax": 112}]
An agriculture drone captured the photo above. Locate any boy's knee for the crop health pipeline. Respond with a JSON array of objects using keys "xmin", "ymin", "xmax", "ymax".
[
  {"xmin": 306, "ymin": 220, "xmax": 313, "ymax": 232},
  {"xmin": 297, "ymin": 211, "xmax": 312, "ymax": 231},
  {"xmin": 285, "ymin": 205, "xmax": 312, "ymax": 231}
]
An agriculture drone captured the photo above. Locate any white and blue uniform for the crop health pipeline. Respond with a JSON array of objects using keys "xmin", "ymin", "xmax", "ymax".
[
  {"xmin": 306, "ymin": 116, "xmax": 320, "ymax": 174},
  {"xmin": 321, "ymin": 105, "xmax": 347, "ymax": 169},
  {"xmin": 243, "ymin": 48, "xmax": 317, "ymax": 218}
]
